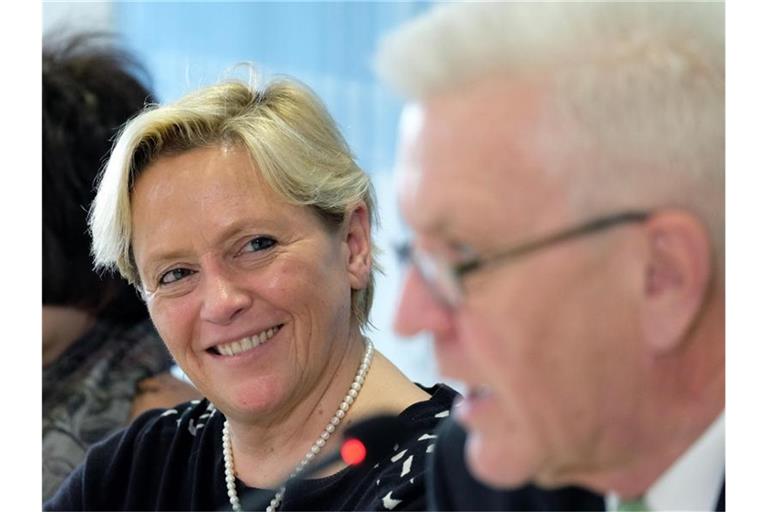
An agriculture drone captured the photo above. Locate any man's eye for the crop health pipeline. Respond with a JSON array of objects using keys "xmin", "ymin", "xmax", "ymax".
[
  {"xmin": 159, "ymin": 268, "xmax": 193, "ymax": 285},
  {"xmin": 243, "ymin": 236, "xmax": 276, "ymax": 253}
]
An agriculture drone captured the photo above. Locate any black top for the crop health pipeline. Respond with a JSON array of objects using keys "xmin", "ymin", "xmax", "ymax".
[
  {"xmin": 45, "ymin": 384, "xmax": 458, "ymax": 511},
  {"xmin": 429, "ymin": 419, "xmax": 727, "ymax": 511},
  {"xmin": 428, "ymin": 418, "xmax": 606, "ymax": 511}
]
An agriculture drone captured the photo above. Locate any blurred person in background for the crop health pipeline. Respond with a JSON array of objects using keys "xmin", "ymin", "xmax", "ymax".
[
  {"xmin": 377, "ymin": 2, "xmax": 724, "ymax": 511},
  {"xmin": 45, "ymin": 76, "xmax": 457, "ymax": 511},
  {"xmin": 43, "ymin": 33, "xmax": 200, "ymax": 501}
]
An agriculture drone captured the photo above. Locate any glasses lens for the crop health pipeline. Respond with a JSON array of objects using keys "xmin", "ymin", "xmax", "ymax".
[{"xmin": 412, "ymin": 250, "xmax": 463, "ymax": 307}]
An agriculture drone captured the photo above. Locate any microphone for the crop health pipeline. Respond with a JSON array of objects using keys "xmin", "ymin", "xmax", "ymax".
[{"xmin": 237, "ymin": 414, "xmax": 406, "ymax": 511}]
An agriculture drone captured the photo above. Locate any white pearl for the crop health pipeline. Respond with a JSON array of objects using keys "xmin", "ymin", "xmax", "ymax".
[
  {"xmin": 331, "ymin": 416, "xmax": 340, "ymax": 426},
  {"xmin": 351, "ymin": 382, "xmax": 361, "ymax": 391},
  {"xmin": 315, "ymin": 438, "xmax": 326, "ymax": 448},
  {"xmin": 336, "ymin": 409, "xmax": 346, "ymax": 419},
  {"xmin": 340, "ymin": 402, "xmax": 350, "ymax": 412},
  {"xmin": 321, "ymin": 431, "xmax": 330, "ymax": 440},
  {"xmin": 344, "ymin": 395, "xmax": 354, "ymax": 405},
  {"xmin": 349, "ymin": 388, "xmax": 358, "ymax": 398}
]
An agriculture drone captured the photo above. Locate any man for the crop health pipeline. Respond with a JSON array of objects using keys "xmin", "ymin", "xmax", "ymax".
[{"xmin": 376, "ymin": 3, "xmax": 724, "ymax": 511}]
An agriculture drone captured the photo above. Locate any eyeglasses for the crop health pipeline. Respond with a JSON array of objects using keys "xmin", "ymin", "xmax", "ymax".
[{"xmin": 395, "ymin": 211, "xmax": 650, "ymax": 308}]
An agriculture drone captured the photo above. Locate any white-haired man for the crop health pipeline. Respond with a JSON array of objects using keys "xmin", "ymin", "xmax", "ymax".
[{"xmin": 376, "ymin": 2, "xmax": 724, "ymax": 511}]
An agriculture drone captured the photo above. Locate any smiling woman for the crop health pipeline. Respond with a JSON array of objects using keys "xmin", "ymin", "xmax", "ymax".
[{"xmin": 44, "ymin": 78, "xmax": 458, "ymax": 511}]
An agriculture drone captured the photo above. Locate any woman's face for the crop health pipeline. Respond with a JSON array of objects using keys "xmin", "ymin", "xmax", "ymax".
[{"xmin": 130, "ymin": 144, "xmax": 370, "ymax": 422}]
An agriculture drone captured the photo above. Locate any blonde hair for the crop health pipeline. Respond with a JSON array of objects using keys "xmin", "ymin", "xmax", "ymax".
[
  {"xmin": 89, "ymin": 77, "xmax": 380, "ymax": 327},
  {"xmin": 376, "ymin": 2, "xmax": 724, "ymax": 258}
]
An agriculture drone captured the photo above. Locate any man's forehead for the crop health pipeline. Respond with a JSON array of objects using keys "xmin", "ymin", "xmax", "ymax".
[{"xmin": 393, "ymin": 80, "xmax": 568, "ymax": 243}]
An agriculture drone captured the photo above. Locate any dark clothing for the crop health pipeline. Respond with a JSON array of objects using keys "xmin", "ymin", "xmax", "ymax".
[
  {"xmin": 42, "ymin": 319, "xmax": 173, "ymax": 501},
  {"xmin": 429, "ymin": 419, "xmax": 726, "ymax": 511},
  {"xmin": 45, "ymin": 384, "xmax": 458, "ymax": 511},
  {"xmin": 429, "ymin": 418, "xmax": 605, "ymax": 511}
]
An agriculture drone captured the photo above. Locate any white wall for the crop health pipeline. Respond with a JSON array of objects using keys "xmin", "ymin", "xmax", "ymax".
[{"xmin": 369, "ymin": 172, "xmax": 441, "ymax": 387}]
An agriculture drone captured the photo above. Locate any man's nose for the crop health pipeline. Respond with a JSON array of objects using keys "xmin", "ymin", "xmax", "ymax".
[{"xmin": 394, "ymin": 266, "xmax": 455, "ymax": 339}]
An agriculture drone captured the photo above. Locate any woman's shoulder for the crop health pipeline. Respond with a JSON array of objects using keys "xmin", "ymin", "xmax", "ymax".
[
  {"xmin": 118, "ymin": 397, "xmax": 218, "ymax": 442},
  {"xmin": 348, "ymin": 383, "xmax": 459, "ymax": 511},
  {"xmin": 397, "ymin": 382, "xmax": 459, "ymax": 426},
  {"xmin": 110, "ymin": 398, "xmax": 224, "ymax": 475},
  {"xmin": 44, "ymin": 399, "xmax": 223, "ymax": 511}
]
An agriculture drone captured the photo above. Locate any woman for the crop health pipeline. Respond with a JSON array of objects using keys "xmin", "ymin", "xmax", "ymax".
[
  {"xmin": 42, "ymin": 33, "xmax": 200, "ymax": 501},
  {"xmin": 45, "ymin": 77, "xmax": 457, "ymax": 511}
]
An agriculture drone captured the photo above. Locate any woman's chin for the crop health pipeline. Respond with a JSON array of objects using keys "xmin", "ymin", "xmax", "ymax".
[{"xmin": 213, "ymin": 383, "xmax": 288, "ymax": 422}]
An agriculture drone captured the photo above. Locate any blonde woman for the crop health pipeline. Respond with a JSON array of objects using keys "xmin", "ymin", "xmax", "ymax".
[{"xmin": 45, "ymin": 78, "xmax": 457, "ymax": 511}]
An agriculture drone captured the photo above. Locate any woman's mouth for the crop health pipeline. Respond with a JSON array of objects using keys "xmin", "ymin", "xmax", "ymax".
[{"xmin": 209, "ymin": 324, "xmax": 283, "ymax": 357}]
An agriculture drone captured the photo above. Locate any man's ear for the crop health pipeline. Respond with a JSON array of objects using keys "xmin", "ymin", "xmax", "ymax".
[
  {"xmin": 640, "ymin": 210, "xmax": 712, "ymax": 354},
  {"xmin": 343, "ymin": 202, "xmax": 372, "ymax": 290}
]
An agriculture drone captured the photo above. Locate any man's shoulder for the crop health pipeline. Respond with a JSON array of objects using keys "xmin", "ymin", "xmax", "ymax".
[{"xmin": 429, "ymin": 419, "xmax": 605, "ymax": 511}]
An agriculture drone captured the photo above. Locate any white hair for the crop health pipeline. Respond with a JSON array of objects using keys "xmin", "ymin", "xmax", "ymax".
[{"xmin": 375, "ymin": 2, "xmax": 724, "ymax": 255}]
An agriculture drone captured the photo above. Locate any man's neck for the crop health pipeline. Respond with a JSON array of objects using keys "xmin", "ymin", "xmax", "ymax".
[
  {"xmin": 579, "ymin": 376, "xmax": 724, "ymax": 499},
  {"xmin": 605, "ymin": 412, "xmax": 725, "ymax": 510},
  {"xmin": 591, "ymin": 301, "xmax": 725, "ymax": 498}
]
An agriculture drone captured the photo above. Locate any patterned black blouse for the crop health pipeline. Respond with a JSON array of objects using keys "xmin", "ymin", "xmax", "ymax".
[
  {"xmin": 42, "ymin": 318, "xmax": 173, "ymax": 501},
  {"xmin": 44, "ymin": 384, "xmax": 457, "ymax": 511}
]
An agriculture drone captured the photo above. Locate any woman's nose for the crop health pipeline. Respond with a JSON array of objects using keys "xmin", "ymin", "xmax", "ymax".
[{"xmin": 199, "ymin": 268, "xmax": 252, "ymax": 325}]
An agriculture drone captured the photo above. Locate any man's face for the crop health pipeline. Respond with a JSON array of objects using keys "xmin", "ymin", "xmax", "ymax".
[{"xmin": 394, "ymin": 77, "xmax": 646, "ymax": 488}]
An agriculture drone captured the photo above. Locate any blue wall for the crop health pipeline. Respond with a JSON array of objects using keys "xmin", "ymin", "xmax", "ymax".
[{"xmin": 115, "ymin": 1, "xmax": 431, "ymax": 175}]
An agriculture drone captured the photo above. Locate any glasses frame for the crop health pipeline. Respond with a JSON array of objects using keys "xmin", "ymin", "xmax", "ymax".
[{"xmin": 396, "ymin": 210, "xmax": 651, "ymax": 307}]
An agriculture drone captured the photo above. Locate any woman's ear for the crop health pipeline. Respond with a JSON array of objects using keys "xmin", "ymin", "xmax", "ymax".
[
  {"xmin": 640, "ymin": 210, "xmax": 713, "ymax": 354},
  {"xmin": 343, "ymin": 202, "xmax": 372, "ymax": 290}
]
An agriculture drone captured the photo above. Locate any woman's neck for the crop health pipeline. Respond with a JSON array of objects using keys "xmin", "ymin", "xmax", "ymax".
[
  {"xmin": 225, "ymin": 330, "xmax": 433, "ymax": 489},
  {"xmin": 226, "ymin": 330, "xmax": 368, "ymax": 488}
]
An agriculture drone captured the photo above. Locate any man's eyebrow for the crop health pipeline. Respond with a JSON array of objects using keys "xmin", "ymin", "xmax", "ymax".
[
  {"xmin": 405, "ymin": 218, "xmax": 474, "ymax": 256},
  {"xmin": 399, "ymin": 212, "xmax": 450, "ymax": 239}
]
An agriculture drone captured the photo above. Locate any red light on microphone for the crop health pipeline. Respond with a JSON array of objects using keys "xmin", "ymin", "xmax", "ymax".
[{"xmin": 340, "ymin": 438, "xmax": 367, "ymax": 465}]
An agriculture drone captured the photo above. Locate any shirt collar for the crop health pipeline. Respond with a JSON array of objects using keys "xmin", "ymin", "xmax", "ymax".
[{"xmin": 606, "ymin": 411, "xmax": 725, "ymax": 511}]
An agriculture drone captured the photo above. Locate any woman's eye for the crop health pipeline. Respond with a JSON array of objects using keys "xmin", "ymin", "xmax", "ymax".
[
  {"xmin": 243, "ymin": 236, "xmax": 276, "ymax": 253},
  {"xmin": 159, "ymin": 268, "xmax": 193, "ymax": 285}
]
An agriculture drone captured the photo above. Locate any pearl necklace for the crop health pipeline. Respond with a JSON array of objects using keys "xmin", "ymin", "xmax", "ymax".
[{"xmin": 222, "ymin": 339, "xmax": 374, "ymax": 512}]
